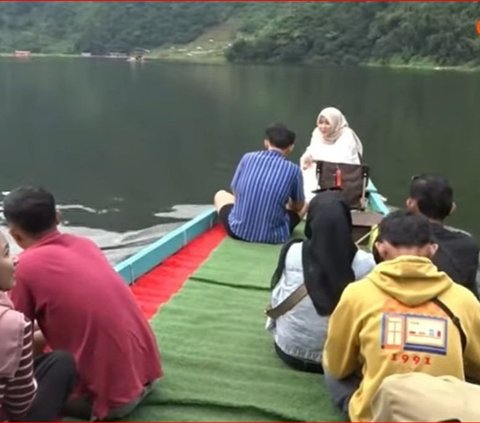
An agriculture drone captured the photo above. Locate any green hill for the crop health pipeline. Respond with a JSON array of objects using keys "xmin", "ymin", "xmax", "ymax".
[{"xmin": 1, "ymin": 2, "xmax": 479, "ymax": 68}]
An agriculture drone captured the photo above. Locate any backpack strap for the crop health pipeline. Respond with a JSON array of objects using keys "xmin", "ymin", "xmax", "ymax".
[
  {"xmin": 270, "ymin": 239, "xmax": 302, "ymax": 289},
  {"xmin": 432, "ymin": 298, "xmax": 467, "ymax": 353},
  {"xmin": 265, "ymin": 284, "xmax": 308, "ymax": 320}
]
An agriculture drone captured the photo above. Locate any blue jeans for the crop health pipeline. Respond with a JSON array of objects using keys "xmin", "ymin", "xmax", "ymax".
[{"xmin": 324, "ymin": 371, "xmax": 362, "ymax": 421}]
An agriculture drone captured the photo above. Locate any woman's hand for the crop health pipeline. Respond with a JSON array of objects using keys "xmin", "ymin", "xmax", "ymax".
[{"xmin": 301, "ymin": 153, "xmax": 314, "ymax": 170}]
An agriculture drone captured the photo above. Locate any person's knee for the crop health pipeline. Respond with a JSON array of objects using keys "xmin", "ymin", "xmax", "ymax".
[
  {"xmin": 323, "ymin": 370, "xmax": 360, "ymax": 417},
  {"xmin": 372, "ymin": 374, "xmax": 419, "ymax": 422},
  {"xmin": 214, "ymin": 190, "xmax": 234, "ymax": 211},
  {"xmin": 324, "ymin": 373, "xmax": 338, "ymax": 392},
  {"xmin": 323, "ymin": 371, "xmax": 343, "ymax": 405},
  {"xmin": 214, "ymin": 190, "xmax": 229, "ymax": 200},
  {"xmin": 379, "ymin": 373, "xmax": 418, "ymax": 398},
  {"xmin": 379, "ymin": 374, "xmax": 403, "ymax": 390},
  {"xmin": 372, "ymin": 374, "xmax": 399, "ymax": 409},
  {"xmin": 50, "ymin": 350, "xmax": 77, "ymax": 378}
]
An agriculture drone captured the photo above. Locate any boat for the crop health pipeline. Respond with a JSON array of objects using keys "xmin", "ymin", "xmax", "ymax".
[
  {"xmin": 14, "ymin": 50, "xmax": 31, "ymax": 58},
  {"xmin": 127, "ymin": 47, "xmax": 150, "ymax": 62},
  {"xmin": 127, "ymin": 55, "xmax": 144, "ymax": 63},
  {"xmin": 114, "ymin": 180, "xmax": 388, "ymax": 421}
]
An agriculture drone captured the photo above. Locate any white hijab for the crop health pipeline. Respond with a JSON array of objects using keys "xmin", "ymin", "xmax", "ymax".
[{"xmin": 316, "ymin": 107, "xmax": 363, "ymax": 157}]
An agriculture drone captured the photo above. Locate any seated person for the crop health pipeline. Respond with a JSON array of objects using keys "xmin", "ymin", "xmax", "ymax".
[
  {"xmin": 300, "ymin": 107, "xmax": 364, "ymax": 202},
  {"xmin": 266, "ymin": 190, "xmax": 375, "ymax": 373},
  {"xmin": 323, "ymin": 210, "xmax": 480, "ymax": 422},
  {"xmin": 0, "ymin": 231, "xmax": 75, "ymax": 422},
  {"xmin": 4, "ymin": 186, "xmax": 163, "ymax": 421},
  {"xmin": 407, "ymin": 174, "xmax": 479, "ymax": 297},
  {"xmin": 214, "ymin": 123, "xmax": 305, "ymax": 244},
  {"xmin": 372, "ymin": 373, "xmax": 480, "ymax": 422}
]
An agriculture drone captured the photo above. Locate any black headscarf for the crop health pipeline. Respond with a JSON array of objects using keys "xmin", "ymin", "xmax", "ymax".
[
  {"xmin": 271, "ymin": 190, "xmax": 357, "ymax": 315},
  {"xmin": 302, "ymin": 190, "xmax": 357, "ymax": 315}
]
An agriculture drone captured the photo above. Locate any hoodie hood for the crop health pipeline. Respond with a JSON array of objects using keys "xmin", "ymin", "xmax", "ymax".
[{"xmin": 367, "ymin": 256, "xmax": 453, "ymax": 306}]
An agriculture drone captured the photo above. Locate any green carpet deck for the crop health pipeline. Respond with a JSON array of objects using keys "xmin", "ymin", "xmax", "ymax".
[{"xmin": 128, "ymin": 234, "xmax": 342, "ymax": 422}]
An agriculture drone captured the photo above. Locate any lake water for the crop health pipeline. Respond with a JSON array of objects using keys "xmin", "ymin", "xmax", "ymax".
[{"xmin": 1, "ymin": 57, "xmax": 479, "ymax": 241}]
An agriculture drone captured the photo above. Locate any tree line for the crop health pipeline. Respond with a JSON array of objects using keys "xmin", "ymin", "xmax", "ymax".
[
  {"xmin": 0, "ymin": 3, "xmax": 479, "ymax": 67},
  {"xmin": 0, "ymin": 3, "xmax": 238, "ymax": 54},
  {"xmin": 227, "ymin": 3, "xmax": 480, "ymax": 67}
]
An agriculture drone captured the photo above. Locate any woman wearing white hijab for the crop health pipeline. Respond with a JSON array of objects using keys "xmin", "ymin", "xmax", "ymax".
[{"xmin": 300, "ymin": 107, "xmax": 364, "ymax": 202}]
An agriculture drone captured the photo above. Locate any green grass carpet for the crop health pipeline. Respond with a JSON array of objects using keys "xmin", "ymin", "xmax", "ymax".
[{"xmin": 128, "ymin": 234, "xmax": 341, "ymax": 422}]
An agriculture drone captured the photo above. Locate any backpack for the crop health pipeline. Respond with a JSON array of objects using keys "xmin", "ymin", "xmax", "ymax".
[{"xmin": 315, "ymin": 160, "xmax": 370, "ymax": 209}]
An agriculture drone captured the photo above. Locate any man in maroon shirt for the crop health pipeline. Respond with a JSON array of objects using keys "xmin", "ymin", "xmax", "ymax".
[
  {"xmin": 0, "ymin": 232, "xmax": 76, "ymax": 422},
  {"xmin": 4, "ymin": 186, "xmax": 163, "ymax": 420}
]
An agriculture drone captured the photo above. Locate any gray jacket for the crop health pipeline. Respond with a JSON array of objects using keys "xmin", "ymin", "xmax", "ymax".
[{"xmin": 266, "ymin": 242, "xmax": 375, "ymax": 363}]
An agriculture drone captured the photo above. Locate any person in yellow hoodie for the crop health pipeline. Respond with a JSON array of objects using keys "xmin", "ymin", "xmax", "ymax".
[{"xmin": 323, "ymin": 209, "xmax": 480, "ymax": 422}]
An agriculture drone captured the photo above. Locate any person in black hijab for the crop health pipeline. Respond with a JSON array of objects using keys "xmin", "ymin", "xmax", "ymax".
[
  {"xmin": 302, "ymin": 190, "xmax": 358, "ymax": 315},
  {"xmin": 266, "ymin": 190, "xmax": 375, "ymax": 373}
]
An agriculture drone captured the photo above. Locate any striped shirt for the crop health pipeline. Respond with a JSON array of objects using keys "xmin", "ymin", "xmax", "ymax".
[
  {"xmin": 228, "ymin": 150, "xmax": 304, "ymax": 244},
  {"xmin": 0, "ymin": 320, "xmax": 37, "ymax": 421}
]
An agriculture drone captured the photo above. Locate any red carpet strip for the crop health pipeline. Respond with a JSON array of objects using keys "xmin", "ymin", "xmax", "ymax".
[{"xmin": 131, "ymin": 225, "xmax": 226, "ymax": 319}]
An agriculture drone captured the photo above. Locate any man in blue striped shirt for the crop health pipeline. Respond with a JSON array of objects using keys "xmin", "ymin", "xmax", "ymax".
[{"xmin": 214, "ymin": 124, "xmax": 306, "ymax": 244}]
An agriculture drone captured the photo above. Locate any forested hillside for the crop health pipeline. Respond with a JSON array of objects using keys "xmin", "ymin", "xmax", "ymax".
[
  {"xmin": 227, "ymin": 3, "xmax": 480, "ymax": 66},
  {"xmin": 0, "ymin": 2, "xmax": 479, "ymax": 67},
  {"xmin": 0, "ymin": 3, "xmax": 239, "ymax": 53}
]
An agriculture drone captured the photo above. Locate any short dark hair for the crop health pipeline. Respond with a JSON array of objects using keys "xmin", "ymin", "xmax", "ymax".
[
  {"xmin": 3, "ymin": 186, "xmax": 57, "ymax": 235},
  {"xmin": 378, "ymin": 209, "xmax": 433, "ymax": 247},
  {"xmin": 409, "ymin": 174, "xmax": 453, "ymax": 220},
  {"xmin": 265, "ymin": 123, "xmax": 296, "ymax": 150}
]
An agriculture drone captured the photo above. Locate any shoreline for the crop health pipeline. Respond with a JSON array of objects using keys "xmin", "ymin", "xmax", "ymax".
[
  {"xmin": 1, "ymin": 52, "xmax": 478, "ymax": 72},
  {"xmin": 365, "ymin": 61, "xmax": 480, "ymax": 73}
]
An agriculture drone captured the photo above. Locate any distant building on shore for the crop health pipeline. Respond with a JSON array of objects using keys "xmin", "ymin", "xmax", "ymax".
[
  {"xmin": 109, "ymin": 52, "xmax": 128, "ymax": 59},
  {"xmin": 14, "ymin": 50, "xmax": 31, "ymax": 58}
]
